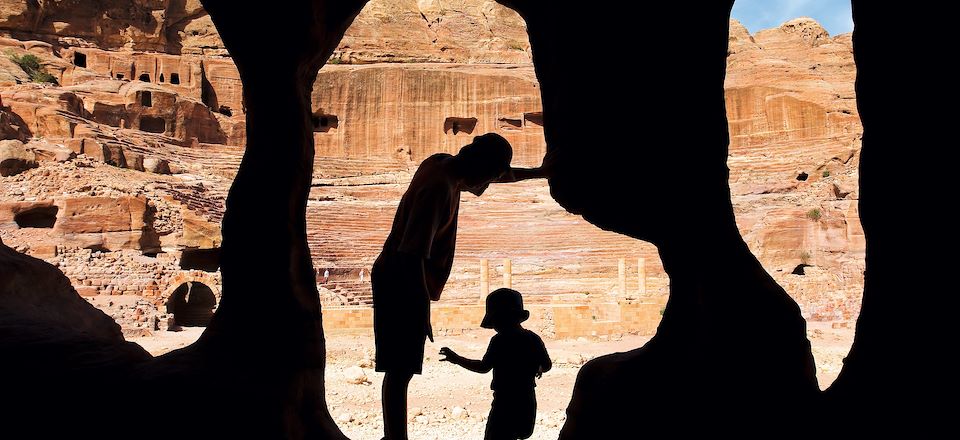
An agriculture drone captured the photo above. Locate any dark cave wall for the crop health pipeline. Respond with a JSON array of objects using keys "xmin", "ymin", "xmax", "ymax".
[
  {"xmin": 168, "ymin": 0, "xmax": 371, "ymax": 438},
  {"xmin": 497, "ymin": 2, "xmax": 819, "ymax": 436},
  {"xmin": 825, "ymin": 2, "xmax": 949, "ymax": 431}
]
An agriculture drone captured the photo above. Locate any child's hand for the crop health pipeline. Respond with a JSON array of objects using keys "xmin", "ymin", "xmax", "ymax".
[{"xmin": 439, "ymin": 347, "xmax": 458, "ymax": 363}]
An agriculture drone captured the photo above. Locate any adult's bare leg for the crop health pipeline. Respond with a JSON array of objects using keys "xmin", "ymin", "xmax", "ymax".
[{"xmin": 382, "ymin": 371, "xmax": 414, "ymax": 440}]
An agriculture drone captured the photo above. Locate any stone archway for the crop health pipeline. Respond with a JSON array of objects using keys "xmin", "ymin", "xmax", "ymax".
[
  {"xmin": 166, "ymin": 281, "xmax": 217, "ymax": 327},
  {"xmin": 160, "ymin": 271, "xmax": 222, "ymax": 327}
]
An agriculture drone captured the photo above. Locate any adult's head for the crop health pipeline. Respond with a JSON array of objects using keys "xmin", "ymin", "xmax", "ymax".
[{"xmin": 455, "ymin": 133, "xmax": 513, "ymax": 196}]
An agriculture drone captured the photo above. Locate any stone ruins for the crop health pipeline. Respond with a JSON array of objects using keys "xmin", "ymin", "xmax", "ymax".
[{"xmin": 0, "ymin": 1, "xmax": 862, "ymax": 336}]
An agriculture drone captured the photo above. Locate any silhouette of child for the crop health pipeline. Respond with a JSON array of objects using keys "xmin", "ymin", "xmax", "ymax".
[{"xmin": 440, "ymin": 288, "xmax": 552, "ymax": 440}]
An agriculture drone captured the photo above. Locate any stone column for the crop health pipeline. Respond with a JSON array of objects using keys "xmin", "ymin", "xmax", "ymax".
[
  {"xmin": 480, "ymin": 259, "xmax": 489, "ymax": 302},
  {"xmin": 637, "ymin": 257, "xmax": 647, "ymax": 295},
  {"xmin": 503, "ymin": 258, "xmax": 512, "ymax": 289},
  {"xmin": 618, "ymin": 258, "xmax": 626, "ymax": 296}
]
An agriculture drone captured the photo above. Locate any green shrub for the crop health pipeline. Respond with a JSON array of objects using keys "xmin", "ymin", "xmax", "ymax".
[
  {"xmin": 822, "ymin": 170, "xmax": 831, "ymax": 178},
  {"xmin": 13, "ymin": 53, "xmax": 41, "ymax": 71},
  {"xmin": 8, "ymin": 52, "xmax": 58, "ymax": 85},
  {"xmin": 30, "ymin": 69, "xmax": 58, "ymax": 83},
  {"xmin": 806, "ymin": 208, "xmax": 822, "ymax": 221}
]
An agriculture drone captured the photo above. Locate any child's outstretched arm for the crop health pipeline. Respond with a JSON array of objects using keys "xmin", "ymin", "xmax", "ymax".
[{"xmin": 439, "ymin": 347, "xmax": 492, "ymax": 373}]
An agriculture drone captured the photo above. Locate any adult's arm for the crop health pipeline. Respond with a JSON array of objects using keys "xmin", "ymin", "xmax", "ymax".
[
  {"xmin": 495, "ymin": 166, "xmax": 551, "ymax": 183},
  {"xmin": 539, "ymin": 336, "xmax": 553, "ymax": 374},
  {"xmin": 496, "ymin": 151, "xmax": 559, "ymax": 183}
]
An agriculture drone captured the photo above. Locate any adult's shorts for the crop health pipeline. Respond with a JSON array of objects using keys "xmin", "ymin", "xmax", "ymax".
[{"xmin": 372, "ymin": 254, "xmax": 431, "ymax": 374}]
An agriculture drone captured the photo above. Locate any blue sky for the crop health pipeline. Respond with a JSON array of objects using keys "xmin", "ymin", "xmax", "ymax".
[{"xmin": 731, "ymin": 0, "xmax": 853, "ymax": 36}]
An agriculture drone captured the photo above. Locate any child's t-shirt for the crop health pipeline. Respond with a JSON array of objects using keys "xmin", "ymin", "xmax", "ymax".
[{"xmin": 483, "ymin": 328, "xmax": 550, "ymax": 391}]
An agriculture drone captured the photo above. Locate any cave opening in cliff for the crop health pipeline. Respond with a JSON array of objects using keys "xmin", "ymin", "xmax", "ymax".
[
  {"xmin": 312, "ymin": 113, "xmax": 338, "ymax": 133},
  {"xmin": 159, "ymin": 73, "xmax": 165, "ymax": 83},
  {"xmin": 180, "ymin": 248, "xmax": 221, "ymax": 272},
  {"xmin": 797, "ymin": 172, "xmax": 809, "ymax": 181},
  {"xmin": 444, "ymin": 117, "xmax": 478, "ymax": 135},
  {"xmin": 167, "ymin": 282, "xmax": 217, "ymax": 327},
  {"xmin": 116, "ymin": 73, "xmax": 124, "ymax": 80},
  {"xmin": 139, "ymin": 73, "xmax": 150, "ymax": 82},
  {"xmin": 170, "ymin": 73, "xmax": 180, "ymax": 85},
  {"xmin": 140, "ymin": 91, "xmax": 152, "ymax": 107},
  {"xmin": 140, "ymin": 116, "xmax": 166, "ymax": 133},
  {"xmin": 14, "ymin": 206, "xmax": 58, "ymax": 228},
  {"xmin": 73, "ymin": 52, "xmax": 86, "ymax": 68},
  {"xmin": 498, "ymin": 117, "xmax": 523, "ymax": 130},
  {"xmin": 523, "ymin": 112, "xmax": 543, "ymax": 127}
]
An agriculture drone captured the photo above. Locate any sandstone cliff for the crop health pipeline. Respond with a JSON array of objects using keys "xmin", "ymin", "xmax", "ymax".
[
  {"xmin": 0, "ymin": 7, "xmax": 863, "ymax": 331},
  {"xmin": 0, "ymin": 0, "xmax": 529, "ymax": 62},
  {"xmin": 726, "ymin": 18, "xmax": 862, "ymax": 319}
]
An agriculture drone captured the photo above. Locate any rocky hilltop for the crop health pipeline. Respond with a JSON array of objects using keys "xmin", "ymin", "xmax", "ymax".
[
  {"xmin": 0, "ymin": 0, "xmax": 530, "ymax": 62},
  {"xmin": 0, "ymin": 0, "xmax": 862, "ymax": 334}
]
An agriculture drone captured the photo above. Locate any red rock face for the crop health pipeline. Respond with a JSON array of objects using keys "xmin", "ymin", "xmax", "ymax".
[
  {"xmin": 0, "ymin": 0, "xmax": 530, "ymax": 61},
  {"xmin": 0, "ymin": 4, "xmax": 862, "ymax": 330},
  {"xmin": 725, "ymin": 18, "xmax": 863, "ymax": 320}
]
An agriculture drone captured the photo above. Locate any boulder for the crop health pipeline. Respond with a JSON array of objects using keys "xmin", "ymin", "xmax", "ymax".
[
  {"xmin": 143, "ymin": 157, "xmax": 171, "ymax": 174},
  {"xmin": 0, "ymin": 139, "xmax": 36, "ymax": 176},
  {"xmin": 343, "ymin": 366, "xmax": 370, "ymax": 385},
  {"xmin": 27, "ymin": 141, "xmax": 74, "ymax": 162}
]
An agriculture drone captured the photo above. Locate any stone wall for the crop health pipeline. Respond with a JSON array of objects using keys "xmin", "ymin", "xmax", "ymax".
[{"xmin": 321, "ymin": 297, "xmax": 666, "ymax": 339}]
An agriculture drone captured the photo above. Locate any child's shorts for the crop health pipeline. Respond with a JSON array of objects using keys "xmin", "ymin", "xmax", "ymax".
[{"xmin": 485, "ymin": 389, "xmax": 537, "ymax": 439}]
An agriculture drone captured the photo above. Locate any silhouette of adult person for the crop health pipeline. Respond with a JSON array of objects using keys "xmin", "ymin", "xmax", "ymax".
[{"xmin": 372, "ymin": 133, "xmax": 547, "ymax": 440}]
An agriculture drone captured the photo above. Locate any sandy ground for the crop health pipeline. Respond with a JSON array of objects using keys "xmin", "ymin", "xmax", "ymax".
[{"xmin": 129, "ymin": 321, "xmax": 853, "ymax": 440}]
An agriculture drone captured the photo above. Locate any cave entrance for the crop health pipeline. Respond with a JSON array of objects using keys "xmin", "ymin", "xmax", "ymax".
[
  {"xmin": 167, "ymin": 282, "xmax": 217, "ymax": 327},
  {"xmin": 523, "ymin": 112, "xmax": 543, "ymax": 127},
  {"xmin": 443, "ymin": 117, "xmax": 478, "ymax": 135},
  {"xmin": 498, "ymin": 116, "xmax": 523, "ymax": 130},
  {"xmin": 140, "ymin": 91, "xmax": 152, "ymax": 107},
  {"xmin": 14, "ymin": 206, "xmax": 58, "ymax": 228},
  {"xmin": 140, "ymin": 116, "xmax": 166, "ymax": 133},
  {"xmin": 312, "ymin": 113, "xmax": 339, "ymax": 133},
  {"xmin": 170, "ymin": 73, "xmax": 181, "ymax": 85},
  {"xmin": 180, "ymin": 248, "xmax": 222, "ymax": 272},
  {"xmin": 139, "ymin": 73, "xmax": 151, "ymax": 82},
  {"xmin": 73, "ymin": 52, "xmax": 87, "ymax": 68}
]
